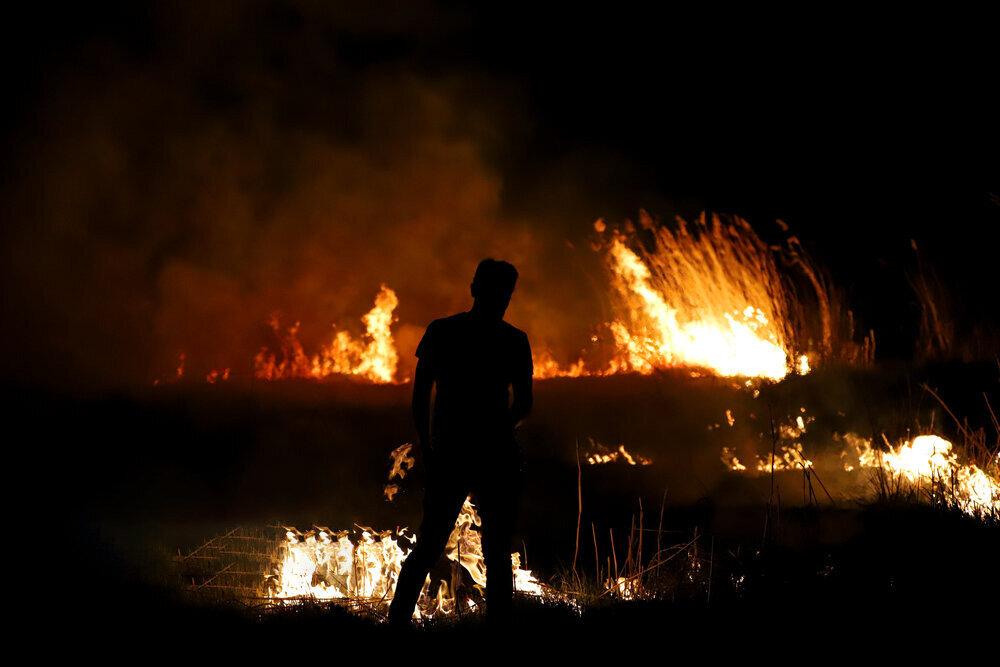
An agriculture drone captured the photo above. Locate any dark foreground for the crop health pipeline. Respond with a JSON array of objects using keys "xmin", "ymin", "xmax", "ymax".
[
  {"xmin": 16, "ymin": 365, "xmax": 999, "ymax": 657},
  {"xmin": 53, "ymin": 500, "xmax": 997, "ymax": 660}
]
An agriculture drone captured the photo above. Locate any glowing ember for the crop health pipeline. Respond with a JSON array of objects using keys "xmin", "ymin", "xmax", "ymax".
[
  {"xmin": 205, "ymin": 368, "xmax": 229, "ymax": 383},
  {"xmin": 255, "ymin": 285, "xmax": 402, "ymax": 383},
  {"xmin": 586, "ymin": 440, "xmax": 652, "ymax": 466},
  {"xmin": 720, "ymin": 447, "xmax": 747, "ymax": 471},
  {"xmin": 605, "ymin": 576, "xmax": 638, "ymax": 600},
  {"xmin": 757, "ymin": 442, "xmax": 815, "ymax": 472},
  {"xmin": 154, "ymin": 353, "xmax": 185, "ymax": 385},
  {"xmin": 598, "ymin": 214, "xmax": 813, "ymax": 380},
  {"xmin": 721, "ymin": 444, "xmax": 814, "ymax": 472}
]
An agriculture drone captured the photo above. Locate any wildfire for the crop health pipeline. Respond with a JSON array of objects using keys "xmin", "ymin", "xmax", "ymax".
[
  {"xmin": 598, "ymin": 214, "xmax": 812, "ymax": 381},
  {"xmin": 254, "ymin": 285, "xmax": 402, "ymax": 383},
  {"xmin": 164, "ymin": 213, "xmax": 836, "ymax": 385}
]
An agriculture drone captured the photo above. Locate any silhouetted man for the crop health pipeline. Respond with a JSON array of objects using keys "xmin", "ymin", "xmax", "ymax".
[{"xmin": 388, "ymin": 259, "xmax": 533, "ymax": 626}]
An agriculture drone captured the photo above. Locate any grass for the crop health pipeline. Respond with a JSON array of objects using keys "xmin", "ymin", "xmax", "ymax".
[{"xmin": 18, "ymin": 362, "xmax": 998, "ymax": 657}]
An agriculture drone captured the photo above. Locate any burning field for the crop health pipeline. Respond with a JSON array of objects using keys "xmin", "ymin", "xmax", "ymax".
[
  {"xmin": 148, "ymin": 212, "xmax": 997, "ymax": 622},
  {"xmin": 5, "ymin": 2, "xmax": 998, "ymax": 654},
  {"xmin": 23, "ymin": 210, "xmax": 997, "ymax": 646}
]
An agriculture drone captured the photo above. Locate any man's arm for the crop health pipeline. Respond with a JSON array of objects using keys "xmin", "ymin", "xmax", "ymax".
[
  {"xmin": 411, "ymin": 358, "xmax": 434, "ymax": 460},
  {"xmin": 509, "ymin": 334, "xmax": 533, "ymax": 428}
]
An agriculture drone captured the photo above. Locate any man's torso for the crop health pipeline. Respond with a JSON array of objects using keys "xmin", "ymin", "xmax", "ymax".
[{"xmin": 417, "ymin": 311, "xmax": 531, "ymax": 454}]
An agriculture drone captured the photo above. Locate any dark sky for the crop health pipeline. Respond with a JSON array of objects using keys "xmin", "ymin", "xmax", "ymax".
[{"xmin": 1, "ymin": 2, "xmax": 996, "ymax": 387}]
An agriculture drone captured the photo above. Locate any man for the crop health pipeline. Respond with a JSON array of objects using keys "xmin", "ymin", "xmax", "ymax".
[{"xmin": 388, "ymin": 258, "xmax": 533, "ymax": 625}]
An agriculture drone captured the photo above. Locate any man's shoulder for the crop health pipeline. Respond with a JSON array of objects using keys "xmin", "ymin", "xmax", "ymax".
[
  {"xmin": 425, "ymin": 312, "xmax": 528, "ymax": 343},
  {"xmin": 500, "ymin": 320, "xmax": 529, "ymax": 343},
  {"xmin": 425, "ymin": 313, "xmax": 467, "ymax": 333}
]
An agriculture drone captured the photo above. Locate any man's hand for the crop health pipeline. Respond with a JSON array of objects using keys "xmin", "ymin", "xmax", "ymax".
[
  {"xmin": 412, "ymin": 358, "xmax": 434, "ymax": 467},
  {"xmin": 419, "ymin": 439, "xmax": 435, "ymax": 466}
]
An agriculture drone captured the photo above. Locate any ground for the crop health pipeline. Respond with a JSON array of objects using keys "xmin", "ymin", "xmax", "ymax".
[{"xmin": 18, "ymin": 363, "xmax": 998, "ymax": 654}]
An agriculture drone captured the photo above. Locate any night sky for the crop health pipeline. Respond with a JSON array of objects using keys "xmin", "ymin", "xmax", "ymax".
[{"xmin": 2, "ymin": 2, "xmax": 996, "ymax": 387}]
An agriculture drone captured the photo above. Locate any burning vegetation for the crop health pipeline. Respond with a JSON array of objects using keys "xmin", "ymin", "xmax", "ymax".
[
  {"xmin": 166, "ymin": 212, "xmax": 859, "ymax": 385},
  {"xmin": 132, "ymin": 211, "xmax": 1000, "ymax": 628},
  {"xmin": 254, "ymin": 285, "xmax": 402, "ymax": 384},
  {"xmin": 597, "ymin": 214, "xmax": 815, "ymax": 381},
  {"xmin": 159, "ymin": 212, "xmax": 997, "ymax": 622},
  {"xmin": 266, "ymin": 497, "xmax": 547, "ymax": 618},
  {"xmin": 719, "ymin": 409, "xmax": 1000, "ymax": 516}
]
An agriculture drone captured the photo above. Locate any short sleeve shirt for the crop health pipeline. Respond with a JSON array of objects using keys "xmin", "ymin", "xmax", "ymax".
[{"xmin": 416, "ymin": 311, "xmax": 532, "ymax": 449}]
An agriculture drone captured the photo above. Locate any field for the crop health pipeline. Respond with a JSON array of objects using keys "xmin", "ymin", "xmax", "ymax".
[{"xmin": 18, "ymin": 360, "xmax": 998, "ymax": 655}]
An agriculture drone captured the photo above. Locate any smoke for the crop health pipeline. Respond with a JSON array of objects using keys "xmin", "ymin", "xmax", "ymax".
[{"xmin": 0, "ymin": 3, "xmax": 604, "ymax": 387}]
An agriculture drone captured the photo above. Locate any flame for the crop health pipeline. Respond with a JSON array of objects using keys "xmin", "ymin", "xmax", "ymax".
[
  {"xmin": 206, "ymin": 368, "xmax": 230, "ymax": 383},
  {"xmin": 387, "ymin": 443, "xmax": 415, "ymax": 481},
  {"xmin": 797, "ymin": 355, "xmax": 811, "ymax": 375},
  {"xmin": 720, "ymin": 445, "xmax": 814, "ymax": 472},
  {"xmin": 721, "ymin": 426, "xmax": 999, "ymax": 515},
  {"xmin": 384, "ymin": 443, "xmax": 415, "ymax": 501},
  {"xmin": 601, "ymin": 218, "xmax": 801, "ymax": 380},
  {"xmin": 269, "ymin": 526, "xmax": 408, "ymax": 602},
  {"xmin": 843, "ymin": 434, "xmax": 1000, "ymax": 514},
  {"xmin": 254, "ymin": 285, "xmax": 401, "ymax": 383},
  {"xmin": 585, "ymin": 440, "xmax": 652, "ymax": 466},
  {"xmin": 154, "ymin": 353, "xmax": 185, "ymax": 385},
  {"xmin": 180, "ymin": 214, "xmax": 830, "ymax": 384},
  {"xmin": 532, "ymin": 349, "xmax": 587, "ymax": 379},
  {"xmin": 270, "ymin": 443, "xmax": 545, "ymax": 617},
  {"xmin": 721, "ymin": 409, "xmax": 817, "ymax": 472},
  {"xmin": 605, "ymin": 576, "xmax": 638, "ymax": 600},
  {"xmin": 267, "ymin": 496, "xmax": 546, "ymax": 618},
  {"xmin": 756, "ymin": 442, "xmax": 815, "ymax": 472},
  {"xmin": 720, "ymin": 447, "xmax": 747, "ymax": 471}
]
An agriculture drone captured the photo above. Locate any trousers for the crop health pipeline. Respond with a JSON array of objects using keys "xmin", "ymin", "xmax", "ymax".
[{"xmin": 388, "ymin": 447, "xmax": 521, "ymax": 623}]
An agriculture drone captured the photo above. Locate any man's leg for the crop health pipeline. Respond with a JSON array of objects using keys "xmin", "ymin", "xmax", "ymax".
[
  {"xmin": 388, "ymin": 468, "xmax": 467, "ymax": 625},
  {"xmin": 478, "ymin": 452, "xmax": 520, "ymax": 622}
]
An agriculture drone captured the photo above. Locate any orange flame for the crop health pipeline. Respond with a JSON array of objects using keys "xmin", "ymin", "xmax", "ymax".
[
  {"xmin": 843, "ymin": 433, "xmax": 1000, "ymax": 514},
  {"xmin": 384, "ymin": 443, "xmax": 416, "ymax": 501},
  {"xmin": 599, "ymin": 214, "xmax": 809, "ymax": 380},
  {"xmin": 532, "ymin": 349, "xmax": 587, "ymax": 379},
  {"xmin": 206, "ymin": 368, "xmax": 230, "ymax": 383},
  {"xmin": 254, "ymin": 285, "xmax": 402, "ymax": 383},
  {"xmin": 585, "ymin": 440, "xmax": 652, "ymax": 466},
  {"xmin": 267, "ymin": 497, "xmax": 547, "ymax": 618},
  {"xmin": 153, "ymin": 353, "xmax": 185, "ymax": 385},
  {"xmin": 722, "ymin": 425, "xmax": 1000, "ymax": 515}
]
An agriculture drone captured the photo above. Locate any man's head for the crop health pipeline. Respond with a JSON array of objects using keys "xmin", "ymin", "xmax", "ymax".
[{"xmin": 470, "ymin": 258, "xmax": 518, "ymax": 318}]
